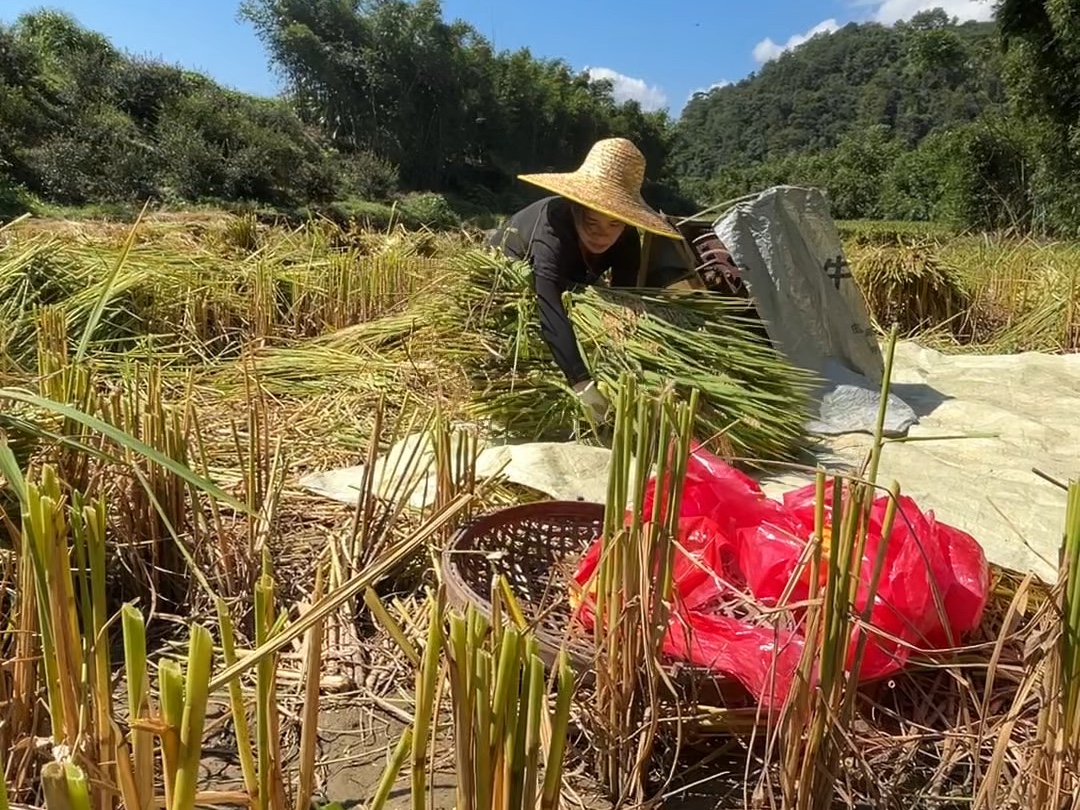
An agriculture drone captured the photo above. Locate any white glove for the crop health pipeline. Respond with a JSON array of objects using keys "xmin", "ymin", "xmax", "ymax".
[{"xmin": 575, "ymin": 380, "xmax": 610, "ymax": 424}]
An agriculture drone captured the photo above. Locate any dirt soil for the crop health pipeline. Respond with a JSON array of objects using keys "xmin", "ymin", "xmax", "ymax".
[
  {"xmin": 202, "ymin": 700, "xmax": 748, "ymax": 809},
  {"xmin": 197, "ymin": 694, "xmax": 761, "ymax": 808}
]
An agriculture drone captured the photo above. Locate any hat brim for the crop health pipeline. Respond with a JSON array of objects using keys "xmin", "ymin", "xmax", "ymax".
[{"xmin": 517, "ymin": 171, "xmax": 682, "ymax": 240}]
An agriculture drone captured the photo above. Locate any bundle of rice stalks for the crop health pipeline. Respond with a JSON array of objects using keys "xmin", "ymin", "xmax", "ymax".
[
  {"xmin": 440, "ymin": 249, "xmax": 817, "ymax": 462},
  {"xmin": 214, "ymin": 211, "xmax": 262, "ymax": 254},
  {"xmin": 849, "ymin": 239, "xmax": 971, "ymax": 337},
  {"xmin": 983, "ymin": 249, "xmax": 1080, "ymax": 353},
  {"xmin": 210, "ymin": 306, "xmax": 471, "ymax": 400}
]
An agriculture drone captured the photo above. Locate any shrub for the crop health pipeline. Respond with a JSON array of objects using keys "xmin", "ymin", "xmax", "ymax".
[
  {"xmin": 396, "ymin": 192, "xmax": 460, "ymax": 230},
  {"xmin": 22, "ymin": 107, "xmax": 159, "ymax": 204},
  {"xmin": 328, "ymin": 197, "xmax": 401, "ymax": 230},
  {"xmin": 0, "ymin": 178, "xmax": 36, "ymax": 219},
  {"xmin": 155, "ymin": 116, "xmax": 225, "ymax": 201},
  {"xmin": 334, "ymin": 149, "xmax": 400, "ymax": 202}
]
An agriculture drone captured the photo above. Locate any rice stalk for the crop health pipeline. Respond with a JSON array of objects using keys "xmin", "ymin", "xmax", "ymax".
[
  {"xmin": 20, "ymin": 464, "xmax": 84, "ymax": 747},
  {"xmin": 759, "ymin": 326, "xmax": 905, "ymax": 808},
  {"xmin": 440, "ymin": 248, "xmax": 814, "ymax": 461},
  {"xmin": 120, "ymin": 604, "xmax": 154, "ymax": 810},
  {"xmin": 40, "ymin": 761, "xmax": 91, "ymax": 810},
  {"xmin": 157, "ymin": 659, "xmax": 184, "ymax": 810},
  {"xmin": 98, "ymin": 363, "xmax": 196, "ymax": 606},
  {"xmin": 569, "ymin": 287, "xmax": 815, "ymax": 460},
  {"xmin": 254, "ymin": 550, "xmax": 288, "ymax": 810},
  {"xmin": 294, "ymin": 559, "xmax": 326, "ymax": 810},
  {"xmin": 164, "ymin": 622, "xmax": 214, "ymax": 810},
  {"xmin": 1026, "ymin": 479, "xmax": 1080, "ymax": 808},
  {"xmin": 771, "ymin": 470, "xmax": 899, "ymax": 809},
  {"xmin": 0, "ymin": 442, "xmax": 36, "ymax": 773},
  {"xmin": 69, "ymin": 492, "xmax": 113, "ymax": 810},
  {"xmin": 73, "ymin": 202, "xmax": 148, "ymax": 367},
  {"xmin": 218, "ymin": 212, "xmax": 261, "ymax": 254},
  {"xmin": 13, "ymin": 214, "xmax": 1079, "ymax": 809},
  {"xmin": 576, "ymin": 372, "xmax": 698, "ymax": 805},
  {"xmin": 364, "ymin": 586, "xmax": 422, "ymax": 668},
  {"xmin": 0, "ymin": 219, "xmax": 460, "ymax": 372},
  {"xmin": 389, "ymin": 590, "xmax": 576, "ymax": 810},
  {"xmin": 207, "ymin": 491, "xmax": 474, "ymax": 692},
  {"xmin": 1061, "ymin": 482, "xmax": 1080, "ymax": 749},
  {"xmin": 369, "ymin": 729, "xmax": 414, "ymax": 810},
  {"xmin": 34, "ymin": 306, "xmax": 95, "ymax": 490},
  {"xmin": 914, "ymin": 234, "xmax": 1080, "ymax": 353},
  {"xmin": 1, "ymin": 453, "xmax": 177, "ymax": 810},
  {"xmin": 214, "ymin": 598, "xmax": 258, "ymax": 798},
  {"xmin": 849, "ymin": 239, "xmax": 971, "ymax": 338},
  {"xmin": 0, "ymin": 387, "xmax": 247, "ymax": 513},
  {"xmin": 410, "ymin": 591, "xmax": 443, "ymax": 810},
  {"xmin": 0, "ymin": 744, "xmax": 9, "ymax": 810}
]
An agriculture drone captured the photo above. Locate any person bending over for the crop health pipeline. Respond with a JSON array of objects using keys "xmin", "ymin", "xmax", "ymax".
[{"xmin": 487, "ymin": 137, "xmax": 681, "ymax": 423}]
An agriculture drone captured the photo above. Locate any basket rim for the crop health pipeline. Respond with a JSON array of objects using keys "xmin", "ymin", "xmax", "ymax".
[{"xmin": 442, "ymin": 500, "xmax": 605, "ymax": 664}]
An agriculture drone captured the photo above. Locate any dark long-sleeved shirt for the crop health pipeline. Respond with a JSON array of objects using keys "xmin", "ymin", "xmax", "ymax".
[{"xmin": 487, "ymin": 195, "xmax": 641, "ymax": 386}]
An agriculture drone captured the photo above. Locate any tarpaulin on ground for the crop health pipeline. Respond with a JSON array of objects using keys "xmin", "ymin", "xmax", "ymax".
[
  {"xmin": 714, "ymin": 185, "xmax": 919, "ymax": 437},
  {"xmin": 570, "ymin": 444, "xmax": 991, "ymax": 708}
]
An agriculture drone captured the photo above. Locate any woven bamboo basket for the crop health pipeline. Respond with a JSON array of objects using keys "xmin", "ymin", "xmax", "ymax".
[{"xmin": 441, "ymin": 500, "xmax": 761, "ymax": 720}]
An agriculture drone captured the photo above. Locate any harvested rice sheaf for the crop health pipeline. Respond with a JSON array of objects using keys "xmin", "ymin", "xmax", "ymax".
[
  {"xmin": 850, "ymin": 238, "xmax": 970, "ymax": 336},
  {"xmin": 442, "ymin": 249, "xmax": 818, "ymax": 462}
]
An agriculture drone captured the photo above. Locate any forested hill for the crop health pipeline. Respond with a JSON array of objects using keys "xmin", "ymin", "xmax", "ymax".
[
  {"xmin": 673, "ymin": 11, "xmax": 1005, "ymax": 182},
  {"xmin": 663, "ymin": 1, "xmax": 1080, "ymax": 238}
]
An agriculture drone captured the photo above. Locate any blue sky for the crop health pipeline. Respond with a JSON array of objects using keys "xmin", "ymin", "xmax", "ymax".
[{"xmin": 3, "ymin": 0, "xmax": 995, "ymax": 117}]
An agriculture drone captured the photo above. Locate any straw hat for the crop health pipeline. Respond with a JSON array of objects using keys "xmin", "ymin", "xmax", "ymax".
[{"xmin": 517, "ymin": 138, "xmax": 681, "ymax": 240}]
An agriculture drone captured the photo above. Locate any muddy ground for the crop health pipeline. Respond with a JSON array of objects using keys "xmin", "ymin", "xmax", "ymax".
[{"xmin": 199, "ymin": 695, "xmax": 748, "ymax": 809}]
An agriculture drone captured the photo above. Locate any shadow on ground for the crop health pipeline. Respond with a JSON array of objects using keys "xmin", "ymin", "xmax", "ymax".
[{"xmin": 889, "ymin": 382, "xmax": 952, "ymax": 418}]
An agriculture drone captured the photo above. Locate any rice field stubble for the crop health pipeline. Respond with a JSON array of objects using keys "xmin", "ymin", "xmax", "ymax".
[{"xmin": 0, "ymin": 211, "xmax": 1078, "ymax": 810}]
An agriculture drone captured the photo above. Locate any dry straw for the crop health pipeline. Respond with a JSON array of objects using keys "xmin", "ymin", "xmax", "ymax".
[
  {"xmin": 5, "ymin": 210, "xmax": 1080, "ymax": 810},
  {"xmin": 848, "ymin": 237, "xmax": 970, "ymax": 337}
]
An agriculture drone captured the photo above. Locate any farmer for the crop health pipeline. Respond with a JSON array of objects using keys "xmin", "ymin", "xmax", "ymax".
[{"xmin": 487, "ymin": 137, "xmax": 682, "ymax": 423}]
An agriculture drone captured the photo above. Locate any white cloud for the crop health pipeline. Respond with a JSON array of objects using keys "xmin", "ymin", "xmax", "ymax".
[
  {"xmin": 867, "ymin": 0, "xmax": 995, "ymax": 24},
  {"xmin": 752, "ymin": 18, "xmax": 841, "ymax": 63},
  {"xmin": 585, "ymin": 67, "xmax": 668, "ymax": 112},
  {"xmin": 750, "ymin": 0, "xmax": 994, "ymax": 65},
  {"xmin": 683, "ymin": 81, "xmax": 732, "ymax": 109}
]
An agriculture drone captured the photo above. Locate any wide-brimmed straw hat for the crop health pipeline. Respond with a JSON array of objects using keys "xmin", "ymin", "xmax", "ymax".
[{"xmin": 517, "ymin": 138, "xmax": 681, "ymax": 240}]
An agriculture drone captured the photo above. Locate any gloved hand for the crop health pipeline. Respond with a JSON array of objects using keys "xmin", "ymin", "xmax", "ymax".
[{"xmin": 574, "ymin": 380, "xmax": 610, "ymax": 424}]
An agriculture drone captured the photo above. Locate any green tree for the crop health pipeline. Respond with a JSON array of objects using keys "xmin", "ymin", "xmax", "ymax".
[
  {"xmin": 671, "ymin": 11, "xmax": 1006, "ymax": 219},
  {"xmin": 997, "ymin": 0, "xmax": 1080, "ymax": 234},
  {"xmin": 239, "ymin": 0, "xmax": 678, "ymax": 200}
]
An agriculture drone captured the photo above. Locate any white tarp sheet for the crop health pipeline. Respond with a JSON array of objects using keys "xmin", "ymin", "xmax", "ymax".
[
  {"xmin": 757, "ymin": 342, "xmax": 1078, "ymax": 585},
  {"xmin": 299, "ymin": 341, "xmax": 1078, "ymax": 586},
  {"xmin": 714, "ymin": 185, "xmax": 920, "ymax": 437},
  {"xmin": 298, "ymin": 438, "xmax": 625, "ymax": 512}
]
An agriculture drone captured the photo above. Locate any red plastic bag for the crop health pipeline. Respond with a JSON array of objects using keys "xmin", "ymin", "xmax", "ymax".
[{"xmin": 571, "ymin": 445, "xmax": 991, "ymax": 708}]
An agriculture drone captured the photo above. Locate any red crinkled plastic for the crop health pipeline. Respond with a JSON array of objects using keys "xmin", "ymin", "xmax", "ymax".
[{"xmin": 571, "ymin": 444, "xmax": 991, "ymax": 708}]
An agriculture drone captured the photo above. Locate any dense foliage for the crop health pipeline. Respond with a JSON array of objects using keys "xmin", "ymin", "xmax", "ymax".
[
  {"xmin": 0, "ymin": 11, "xmax": 341, "ymax": 211},
  {"xmin": 3, "ymin": 3, "xmax": 1080, "ymax": 235},
  {"xmin": 674, "ymin": 7, "xmax": 1080, "ymax": 236},
  {"xmin": 0, "ymin": 3, "xmax": 686, "ymax": 224},
  {"xmin": 674, "ymin": 13, "xmax": 1005, "ymax": 178},
  {"xmin": 237, "ymin": 0, "xmax": 680, "ymax": 206}
]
